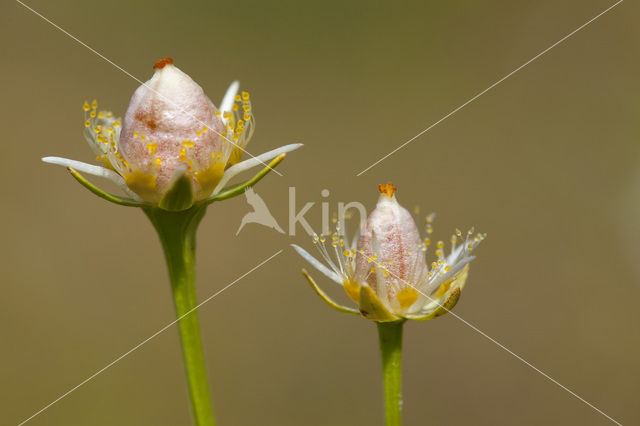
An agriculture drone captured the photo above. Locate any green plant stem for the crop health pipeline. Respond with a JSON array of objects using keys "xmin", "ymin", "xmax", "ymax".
[
  {"xmin": 144, "ymin": 205, "xmax": 215, "ymax": 426},
  {"xmin": 377, "ymin": 321, "xmax": 405, "ymax": 426}
]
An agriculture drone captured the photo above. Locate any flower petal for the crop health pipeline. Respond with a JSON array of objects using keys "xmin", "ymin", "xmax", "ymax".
[
  {"xmin": 425, "ymin": 256, "xmax": 474, "ymax": 294},
  {"xmin": 42, "ymin": 156, "xmax": 141, "ymax": 201},
  {"xmin": 291, "ymin": 244, "xmax": 342, "ymax": 284},
  {"xmin": 212, "ymin": 143, "xmax": 303, "ymax": 195},
  {"xmin": 219, "ymin": 80, "xmax": 240, "ymax": 123},
  {"xmin": 205, "ymin": 153, "xmax": 286, "ymax": 203}
]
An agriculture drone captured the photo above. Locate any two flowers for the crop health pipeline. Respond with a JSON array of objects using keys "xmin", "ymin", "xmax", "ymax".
[{"xmin": 44, "ymin": 58, "xmax": 484, "ymax": 426}]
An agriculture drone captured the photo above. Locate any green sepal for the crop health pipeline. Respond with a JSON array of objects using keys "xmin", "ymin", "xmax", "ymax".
[
  {"xmin": 432, "ymin": 286, "xmax": 462, "ymax": 318},
  {"xmin": 203, "ymin": 153, "xmax": 287, "ymax": 204},
  {"xmin": 404, "ymin": 286, "xmax": 462, "ymax": 321},
  {"xmin": 67, "ymin": 167, "xmax": 147, "ymax": 208},
  {"xmin": 159, "ymin": 171, "xmax": 194, "ymax": 212},
  {"xmin": 359, "ymin": 285, "xmax": 401, "ymax": 322},
  {"xmin": 301, "ymin": 269, "xmax": 359, "ymax": 315}
]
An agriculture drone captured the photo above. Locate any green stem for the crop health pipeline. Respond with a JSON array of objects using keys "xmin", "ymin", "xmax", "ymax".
[
  {"xmin": 144, "ymin": 205, "xmax": 215, "ymax": 426},
  {"xmin": 377, "ymin": 321, "xmax": 405, "ymax": 426}
]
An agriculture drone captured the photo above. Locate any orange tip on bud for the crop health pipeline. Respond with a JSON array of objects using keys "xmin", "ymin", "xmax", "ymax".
[
  {"xmin": 378, "ymin": 182, "xmax": 396, "ymax": 198},
  {"xmin": 153, "ymin": 57, "xmax": 174, "ymax": 70}
]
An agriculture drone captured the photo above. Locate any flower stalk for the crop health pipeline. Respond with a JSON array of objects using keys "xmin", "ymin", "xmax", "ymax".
[
  {"xmin": 144, "ymin": 205, "xmax": 214, "ymax": 426},
  {"xmin": 293, "ymin": 183, "xmax": 485, "ymax": 425},
  {"xmin": 377, "ymin": 320, "xmax": 405, "ymax": 426}
]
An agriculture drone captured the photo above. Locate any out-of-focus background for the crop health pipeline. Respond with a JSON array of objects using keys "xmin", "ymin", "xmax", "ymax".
[{"xmin": 2, "ymin": 0, "xmax": 638, "ymax": 425}]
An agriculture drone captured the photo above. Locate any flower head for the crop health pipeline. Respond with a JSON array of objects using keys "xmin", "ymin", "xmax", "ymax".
[
  {"xmin": 44, "ymin": 57, "xmax": 300, "ymax": 210},
  {"xmin": 292, "ymin": 183, "xmax": 485, "ymax": 322}
]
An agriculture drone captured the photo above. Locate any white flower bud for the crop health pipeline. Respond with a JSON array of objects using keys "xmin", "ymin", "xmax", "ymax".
[
  {"xmin": 119, "ymin": 57, "xmax": 226, "ymax": 202},
  {"xmin": 356, "ymin": 183, "xmax": 428, "ymax": 310}
]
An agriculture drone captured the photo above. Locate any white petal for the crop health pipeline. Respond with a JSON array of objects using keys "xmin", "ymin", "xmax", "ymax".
[
  {"xmin": 291, "ymin": 244, "xmax": 342, "ymax": 285},
  {"xmin": 212, "ymin": 143, "xmax": 303, "ymax": 194},
  {"xmin": 370, "ymin": 231, "xmax": 393, "ymax": 311},
  {"xmin": 426, "ymin": 256, "xmax": 474, "ymax": 293},
  {"xmin": 42, "ymin": 156, "xmax": 142, "ymax": 201},
  {"xmin": 350, "ymin": 224, "xmax": 361, "ymax": 251},
  {"xmin": 446, "ymin": 244, "xmax": 465, "ymax": 265},
  {"xmin": 219, "ymin": 80, "xmax": 239, "ymax": 123}
]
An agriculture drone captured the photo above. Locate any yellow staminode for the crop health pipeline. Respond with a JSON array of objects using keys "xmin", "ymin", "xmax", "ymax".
[
  {"xmin": 193, "ymin": 160, "xmax": 226, "ymax": 199},
  {"xmin": 344, "ymin": 279, "xmax": 361, "ymax": 302},
  {"xmin": 396, "ymin": 287, "xmax": 419, "ymax": 309},
  {"xmin": 433, "ymin": 279, "xmax": 452, "ymax": 299},
  {"xmin": 125, "ymin": 171, "xmax": 157, "ymax": 201}
]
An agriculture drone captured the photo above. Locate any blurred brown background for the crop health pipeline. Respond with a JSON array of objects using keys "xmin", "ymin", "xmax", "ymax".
[{"xmin": 1, "ymin": 0, "xmax": 638, "ymax": 425}]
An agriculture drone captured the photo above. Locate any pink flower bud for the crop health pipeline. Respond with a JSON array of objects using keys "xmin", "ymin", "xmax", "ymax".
[
  {"xmin": 355, "ymin": 183, "xmax": 428, "ymax": 310},
  {"xmin": 293, "ymin": 183, "xmax": 484, "ymax": 321},
  {"xmin": 118, "ymin": 57, "xmax": 227, "ymax": 202},
  {"xmin": 45, "ymin": 57, "xmax": 303, "ymax": 209}
]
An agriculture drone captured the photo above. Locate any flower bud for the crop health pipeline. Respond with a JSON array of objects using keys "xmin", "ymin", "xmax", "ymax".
[
  {"xmin": 118, "ymin": 57, "xmax": 226, "ymax": 202},
  {"xmin": 355, "ymin": 183, "xmax": 428, "ymax": 312},
  {"xmin": 293, "ymin": 183, "xmax": 484, "ymax": 322},
  {"xmin": 45, "ymin": 57, "xmax": 301, "ymax": 210}
]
